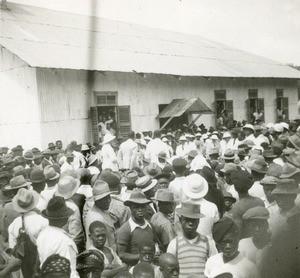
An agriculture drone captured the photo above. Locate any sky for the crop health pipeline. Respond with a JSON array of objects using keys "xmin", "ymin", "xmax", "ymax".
[{"xmin": 10, "ymin": 0, "xmax": 300, "ymax": 65}]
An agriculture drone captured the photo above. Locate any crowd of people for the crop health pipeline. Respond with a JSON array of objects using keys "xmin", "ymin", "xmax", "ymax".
[{"xmin": 1, "ymin": 118, "xmax": 300, "ymax": 278}]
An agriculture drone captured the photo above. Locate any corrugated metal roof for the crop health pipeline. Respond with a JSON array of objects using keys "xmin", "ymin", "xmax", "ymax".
[
  {"xmin": 1, "ymin": 3, "xmax": 300, "ymax": 78},
  {"xmin": 157, "ymin": 98, "xmax": 212, "ymax": 118}
]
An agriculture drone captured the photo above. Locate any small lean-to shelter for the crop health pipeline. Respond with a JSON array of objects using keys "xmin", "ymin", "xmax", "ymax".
[{"xmin": 1, "ymin": 3, "xmax": 300, "ymax": 148}]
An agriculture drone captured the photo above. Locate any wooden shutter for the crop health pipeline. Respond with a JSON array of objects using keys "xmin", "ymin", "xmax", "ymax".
[
  {"xmin": 258, "ymin": 98, "xmax": 265, "ymax": 122},
  {"xmin": 117, "ymin": 105, "xmax": 131, "ymax": 139},
  {"xmin": 90, "ymin": 107, "xmax": 99, "ymax": 144},
  {"xmin": 226, "ymin": 100, "xmax": 234, "ymax": 127},
  {"xmin": 246, "ymin": 99, "xmax": 251, "ymax": 123},
  {"xmin": 283, "ymin": 97, "xmax": 289, "ymax": 121}
]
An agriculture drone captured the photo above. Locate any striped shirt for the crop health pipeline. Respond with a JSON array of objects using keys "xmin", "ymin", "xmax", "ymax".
[{"xmin": 167, "ymin": 233, "xmax": 217, "ymax": 278}]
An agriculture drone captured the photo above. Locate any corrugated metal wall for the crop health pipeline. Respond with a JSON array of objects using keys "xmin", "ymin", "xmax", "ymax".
[
  {"xmin": 0, "ymin": 47, "xmax": 42, "ymax": 149},
  {"xmin": 36, "ymin": 69, "xmax": 92, "ymax": 149}
]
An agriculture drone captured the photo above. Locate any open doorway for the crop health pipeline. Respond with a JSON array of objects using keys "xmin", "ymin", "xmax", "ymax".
[{"xmin": 97, "ymin": 106, "xmax": 117, "ymax": 135}]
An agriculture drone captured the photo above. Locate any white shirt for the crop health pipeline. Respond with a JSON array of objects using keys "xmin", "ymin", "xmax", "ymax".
[
  {"xmin": 76, "ymin": 184, "xmax": 93, "ymax": 199},
  {"xmin": 61, "ymin": 161, "xmax": 74, "ymax": 173},
  {"xmin": 190, "ymin": 155, "xmax": 211, "ymax": 172},
  {"xmin": 169, "ymin": 177, "xmax": 186, "ymax": 204},
  {"xmin": 9, "ymin": 211, "xmax": 48, "ymax": 248},
  {"xmin": 87, "ymin": 165, "xmax": 100, "ymax": 175},
  {"xmin": 239, "ymin": 237, "xmax": 267, "ymax": 266},
  {"xmin": 204, "ymin": 252, "xmax": 257, "ymax": 278},
  {"xmin": 128, "ymin": 217, "xmax": 152, "ymax": 232},
  {"xmin": 101, "ymin": 144, "xmax": 119, "ymax": 172},
  {"xmin": 117, "ymin": 138, "xmax": 138, "ymax": 169},
  {"xmin": 175, "ymin": 143, "xmax": 189, "ymax": 158},
  {"xmin": 40, "ymin": 184, "xmax": 57, "ymax": 204},
  {"xmin": 37, "ymin": 226, "xmax": 79, "ymax": 278},
  {"xmin": 248, "ymin": 181, "xmax": 265, "ymax": 199},
  {"xmin": 145, "ymin": 138, "xmax": 170, "ymax": 164}
]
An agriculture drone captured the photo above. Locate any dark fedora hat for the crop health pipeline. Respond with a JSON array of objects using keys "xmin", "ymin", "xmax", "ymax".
[
  {"xmin": 124, "ymin": 188, "xmax": 151, "ymax": 206},
  {"xmin": 42, "ymin": 196, "xmax": 74, "ymax": 219}
]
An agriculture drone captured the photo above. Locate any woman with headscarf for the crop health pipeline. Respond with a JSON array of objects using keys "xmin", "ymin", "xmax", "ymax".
[
  {"xmin": 76, "ymin": 250, "xmax": 104, "ymax": 278},
  {"xmin": 40, "ymin": 254, "xmax": 71, "ymax": 278}
]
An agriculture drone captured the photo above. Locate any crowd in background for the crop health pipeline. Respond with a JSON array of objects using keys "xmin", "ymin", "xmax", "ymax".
[{"xmin": 1, "ymin": 117, "xmax": 300, "ymax": 277}]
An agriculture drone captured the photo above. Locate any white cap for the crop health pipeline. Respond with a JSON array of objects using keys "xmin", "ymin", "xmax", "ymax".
[
  {"xmin": 274, "ymin": 123, "xmax": 284, "ymax": 133},
  {"xmin": 280, "ymin": 122, "xmax": 289, "ymax": 130},
  {"xmin": 222, "ymin": 132, "xmax": 231, "ymax": 139},
  {"xmin": 243, "ymin": 124, "xmax": 254, "ymax": 131},
  {"xmin": 179, "ymin": 136, "xmax": 187, "ymax": 141},
  {"xmin": 211, "ymin": 135, "xmax": 219, "ymax": 140}
]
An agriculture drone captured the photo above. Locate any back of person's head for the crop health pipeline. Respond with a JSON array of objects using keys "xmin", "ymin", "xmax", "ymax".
[
  {"xmin": 115, "ymin": 271, "xmax": 133, "ymax": 278},
  {"xmin": 128, "ymin": 131, "xmax": 135, "ymax": 139},
  {"xmin": 153, "ymin": 130, "xmax": 161, "ymax": 139},
  {"xmin": 231, "ymin": 170, "xmax": 254, "ymax": 193},
  {"xmin": 133, "ymin": 262, "xmax": 154, "ymax": 278}
]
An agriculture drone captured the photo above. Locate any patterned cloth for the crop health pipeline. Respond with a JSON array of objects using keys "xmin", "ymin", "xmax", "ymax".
[
  {"xmin": 41, "ymin": 254, "xmax": 71, "ymax": 275},
  {"xmin": 76, "ymin": 250, "xmax": 104, "ymax": 272}
]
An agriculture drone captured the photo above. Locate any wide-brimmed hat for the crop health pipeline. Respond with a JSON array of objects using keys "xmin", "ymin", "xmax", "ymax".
[
  {"xmin": 143, "ymin": 163, "xmax": 161, "ymax": 178},
  {"xmin": 208, "ymin": 147, "xmax": 219, "ymax": 156},
  {"xmin": 182, "ymin": 174, "xmax": 208, "ymax": 199},
  {"xmin": 288, "ymin": 134, "xmax": 300, "ymax": 150},
  {"xmin": 30, "ymin": 169, "xmax": 46, "ymax": 183},
  {"xmin": 151, "ymin": 189, "xmax": 175, "ymax": 203},
  {"xmin": 158, "ymin": 151, "xmax": 167, "ymax": 160},
  {"xmin": 124, "ymin": 188, "xmax": 152, "ymax": 206},
  {"xmin": 12, "ymin": 188, "xmax": 39, "ymax": 213},
  {"xmin": 249, "ymin": 160, "xmax": 268, "ymax": 174},
  {"xmin": 56, "ymin": 176, "xmax": 80, "ymax": 199},
  {"xmin": 81, "ymin": 144, "xmax": 90, "ymax": 151},
  {"xmin": 176, "ymin": 201, "xmax": 204, "ymax": 219},
  {"xmin": 162, "ymin": 137, "xmax": 169, "ymax": 143},
  {"xmin": 120, "ymin": 170, "xmax": 139, "ymax": 186},
  {"xmin": 242, "ymin": 206, "xmax": 269, "ymax": 220},
  {"xmin": 188, "ymin": 150, "xmax": 198, "ymax": 159},
  {"xmin": 88, "ymin": 156, "xmax": 98, "ymax": 166},
  {"xmin": 100, "ymin": 134, "xmax": 114, "ymax": 145},
  {"xmin": 286, "ymin": 153, "xmax": 300, "ymax": 168},
  {"xmin": 260, "ymin": 176, "xmax": 278, "ymax": 186},
  {"xmin": 222, "ymin": 132, "xmax": 231, "ymax": 139},
  {"xmin": 42, "ymin": 149, "xmax": 52, "ymax": 156},
  {"xmin": 42, "ymin": 196, "xmax": 74, "ymax": 219},
  {"xmin": 266, "ymin": 162, "xmax": 283, "ymax": 178},
  {"xmin": 222, "ymin": 150, "xmax": 235, "ymax": 160},
  {"xmin": 99, "ymin": 170, "xmax": 120, "ymax": 191},
  {"xmin": 136, "ymin": 176, "xmax": 157, "ymax": 192},
  {"xmin": 3, "ymin": 175, "xmax": 32, "ymax": 191},
  {"xmin": 24, "ymin": 151, "xmax": 34, "ymax": 161},
  {"xmin": 263, "ymin": 149, "xmax": 277, "ymax": 159},
  {"xmin": 93, "ymin": 180, "xmax": 113, "ymax": 201},
  {"xmin": 237, "ymin": 148, "xmax": 246, "ymax": 156},
  {"xmin": 223, "ymin": 191, "xmax": 236, "ymax": 203},
  {"xmin": 33, "ymin": 151, "xmax": 44, "ymax": 159},
  {"xmin": 44, "ymin": 165, "xmax": 60, "ymax": 180},
  {"xmin": 154, "ymin": 172, "xmax": 171, "ymax": 180},
  {"xmin": 272, "ymin": 179, "xmax": 299, "ymax": 195},
  {"xmin": 242, "ymin": 124, "xmax": 254, "ymax": 132},
  {"xmin": 3, "ymin": 157, "xmax": 14, "ymax": 165},
  {"xmin": 279, "ymin": 163, "xmax": 300, "ymax": 179},
  {"xmin": 220, "ymin": 163, "xmax": 238, "ymax": 174},
  {"xmin": 12, "ymin": 145, "xmax": 24, "ymax": 152}
]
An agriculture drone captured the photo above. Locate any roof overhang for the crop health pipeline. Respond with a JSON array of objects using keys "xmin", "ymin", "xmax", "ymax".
[{"xmin": 157, "ymin": 98, "xmax": 212, "ymax": 119}]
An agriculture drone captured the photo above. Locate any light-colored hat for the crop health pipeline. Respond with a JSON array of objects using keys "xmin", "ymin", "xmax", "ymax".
[
  {"xmin": 81, "ymin": 144, "xmax": 90, "ymax": 151},
  {"xmin": 121, "ymin": 170, "xmax": 139, "ymax": 185},
  {"xmin": 179, "ymin": 136, "xmax": 187, "ymax": 141},
  {"xmin": 151, "ymin": 189, "xmax": 175, "ymax": 203},
  {"xmin": 56, "ymin": 176, "xmax": 80, "ymax": 199},
  {"xmin": 44, "ymin": 165, "xmax": 60, "ymax": 180},
  {"xmin": 135, "ymin": 176, "xmax": 157, "ymax": 193},
  {"xmin": 124, "ymin": 188, "xmax": 152, "ymax": 206},
  {"xmin": 220, "ymin": 163, "xmax": 238, "ymax": 174},
  {"xmin": 274, "ymin": 123, "xmax": 284, "ymax": 133},
  {"xmin": 12, "ymin": 188, "xmax": 39, "ymax": 213},
  {"xmin": 144, "ymin": 136, "xmax": 151, "ymax": 141},
  {"xmin": 222, "ymin": 132, "xmax": 231, "ymax": 139},
  {"xmin": 162, "ymin": 137, "xmax": 169, "ymax": 143},
  {"xmin": 88, "ymin": 156, "xmax": 98, "ymax": 166},
  {"xmin": 195, "ymin": 133, "xmax": 202, "ymax": 137},
  {"xmin": 243, "ymin": 124, "xmax": 254, "ymax": 131},
  {"xmin": 260, "ymin": 176, "xmax": 278, "ymax": 185},
  {"xmin": 280, "ymin": 163, "xmax": 300, "ymax": 179},
  {"xmin": 3, "ymin": 176, "xmax": 31, "ymax": 191},
  {"xmin": 176, "ymin": 201, "xmax": 204, "ymax": 219},
  {"xmin": 182, "ymin": 174, "xmax": 208, "ymax": 199},
  {"xmin": 143, "ymin": 163, "xmax": 162, "ymax": 178},
  {"xmin": 280, "ymin": 122, "xmax": 289, "ymax": 130},
  {"xmin": 102, "ymin": 134, "xmax": 116, "ymax": 145},
  {"xmin": 272, "ymin": 179, "xmax": 299, "ymax": 195},
  {"xmin": 93, "ymin": 180, "xmax": 113, "ymax": 201},
  {"xmin": 211, "ymin": 135, "xmax": 219, "ymax": 140},
  {"xmin": 202, "ymin": 134, "xmax": 209, "ymax": 140},
  {"xmin": 249, "ymin": 160, "xmax": 268, "ymax": 174},
  {"xmin": 222, "ymin": 150, "xmax": 235, "ymax": 160}
]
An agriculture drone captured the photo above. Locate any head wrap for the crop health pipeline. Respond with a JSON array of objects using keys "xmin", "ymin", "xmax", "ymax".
[
  {"xmin": 76, "ymin": 250, "xmax": 104, "ymax": 273},
  {"xmin": 41, "ymin": 254, "xmax": 71, "ymax": 275}
]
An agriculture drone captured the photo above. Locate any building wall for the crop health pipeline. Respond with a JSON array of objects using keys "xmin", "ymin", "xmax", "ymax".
[
  {"xmin": 0, "ymin": 47, "xmax": 41, "ymax": 149},
  {"xmin": 91, "ymin": 71, "xmax": 298, "ymax": 132}
]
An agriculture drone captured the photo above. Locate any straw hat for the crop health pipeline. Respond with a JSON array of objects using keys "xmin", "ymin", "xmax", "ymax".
[
  {"xmin": 56, "ymin": 176, "xmax": 80, "ymax": 199},
  {"xmin": 143, "ymin": 163, "xmax": 161, "ymax": 178},
  {"xmin": 2, "ymin": 175, "xmax": 31, "ymax": 191},
  {"xmin": 135, "ymin": 176, "xmax": 157, "ymax": 193},
  {"xmin": 151, "ymin": 189, "xmax": 175, "ymax": 203},
  {"xmin": 120, "ymin": 170, "xmax": 139, "ymax": 186},
  {"xmin": 182, "ymin": 174, "xmax": 208, "ymax": 199},
  {"xmin": 12, "ymin": 188, "xmax": 39, "ymax": 213},
  {"xmin": 242, "ymin": 124, "xmax": 254, "ymax": 132}
]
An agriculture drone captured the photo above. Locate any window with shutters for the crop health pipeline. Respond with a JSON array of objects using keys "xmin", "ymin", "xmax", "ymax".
[
  {"xmin": 246, "ymin": 89, "xmax": 264, "ymax": 123},
  {"xmin": 276, "ymin": 89, "xmax": 288, "ymax": 122},
  {"xmin": 91, "ymin": 92, "xmax": 131, "ymax": 142},
  {"xmin": 214, "ymin": 90, "xmax": 234, "ymax": 128}
]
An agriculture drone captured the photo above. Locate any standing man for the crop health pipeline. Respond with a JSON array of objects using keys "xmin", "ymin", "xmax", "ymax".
[
  {"xmin": 145, "ymin": 130, "xmax": 169, "ymax": 164},
  {"xmin": 167, "ymin": 201, "xmax": 217, "ymax": 277},
  {"xmin": 117, "ymin": 131, "xmax": 138, "ymax": 170}
]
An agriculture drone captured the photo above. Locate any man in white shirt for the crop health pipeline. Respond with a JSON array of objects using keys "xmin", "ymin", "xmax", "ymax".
[
  {"xmin": 175, "ymin": 136, "xmax": 189, "ymax": 158},
  {"xmin": 117, "ymin": 131, "xmax": 138, "ymax": 170},
  {"xmin": 145, "ymin": 130, "xmax": 170, "ymax": 164},
  {"xmin": 38, "ymin": 196, "xmax": 79, "ymax": 278}
]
